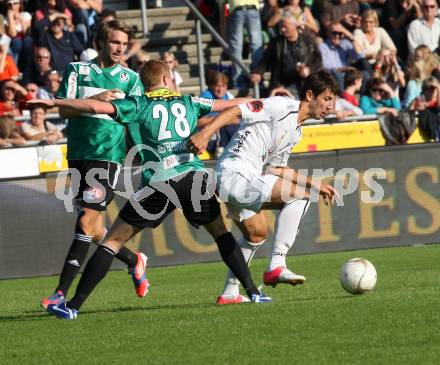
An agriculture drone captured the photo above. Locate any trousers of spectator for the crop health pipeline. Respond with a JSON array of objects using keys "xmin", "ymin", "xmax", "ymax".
[{"xmin": 228, "ymin": 8, "xmax": 263, "ymax": 86}]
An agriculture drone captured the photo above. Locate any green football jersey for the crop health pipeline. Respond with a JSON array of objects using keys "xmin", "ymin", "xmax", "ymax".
[
  {"xmin": 57, "ymin": 60, "xmax": 144, "ymax": 164},
  {"xmin": 112, "ymin": 88, "xmax": 214, "ymax": 186}
]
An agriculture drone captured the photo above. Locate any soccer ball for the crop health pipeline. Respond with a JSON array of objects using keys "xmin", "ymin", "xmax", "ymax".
[{"xmin": 339, "ymin": 258, "xmax": 377, "ymax": 294}]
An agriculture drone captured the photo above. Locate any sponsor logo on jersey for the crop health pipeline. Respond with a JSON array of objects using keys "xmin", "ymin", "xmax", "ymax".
[
  {"xmin": 120, "ymin": 71, "xmax": 129, "ymax": 82},
  {"xmin": 233, "ymin": 130, "xmax": 251, "ymax": 153},
  {"xmin": 246, "ymin": 100, "xmax": 264, "ymax": 112},
  {"xmin": 191, "ymin": 96, "xmax": 214, "ymax": 107},
  {"xmin": 67, "ymin": 72, "xmax": 78, "ymax": 98},
  {"xmin": 146, "ymin": 88, "xmax": 179, "ymax": 99}
]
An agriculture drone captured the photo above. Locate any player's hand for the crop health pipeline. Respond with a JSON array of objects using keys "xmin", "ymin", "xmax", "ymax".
[
  {"xmin": 27, "ymin": 99, "xmax": 56, "ymax": 109},
  {"xmin": 90, "ymin": 89, "xmax": 124, "ymax": 102},
  {"xmin": 188, "ymin": 130, "xmax": 210, "ymax": 155},
  {"xmin": 319, "ymin": 182, "xmax": 339, "ymax": 206}
]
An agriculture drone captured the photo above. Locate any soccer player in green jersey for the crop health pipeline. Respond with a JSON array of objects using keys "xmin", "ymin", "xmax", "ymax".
[
  {"xmin": 30, "ymin": 60, "xmax": 272, "ymax": 319},
  {"xmin": 41, "ymin": 20, "xmax": 149, "ymax": 310}
]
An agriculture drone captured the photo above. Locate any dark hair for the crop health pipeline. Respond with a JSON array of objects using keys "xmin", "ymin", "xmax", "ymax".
[
  {"xmin": 299, "ymin": 69, "xmax": 339, "ymax": 100},
  {"xmin": 366, "ymin": 77, "xmax": 385, "ymax": 94},
  {"xmin": 100, "ymin": 8, "xmax": 117, "ymax": 21},
  {"xmin": 139, "ymin": 60, "xmax": 169, "ymax": 89},
  {"xmin": 95, "ymin": 19, "xmax": 133, "ymax": 52},
  {"xmin": 344, "ymin": 69, "xmax": 363, "ymax": 88}
]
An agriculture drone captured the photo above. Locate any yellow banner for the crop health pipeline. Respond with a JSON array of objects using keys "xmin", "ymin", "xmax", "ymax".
[{"xmin": 292, "ymin": 121, "xmax": 426, "ymax": 153}]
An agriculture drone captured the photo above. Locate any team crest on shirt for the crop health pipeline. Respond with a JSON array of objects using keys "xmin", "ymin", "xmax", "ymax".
[
  {"xmin": 120, "ymin": 71, "xmax": 129, "ymax": 82},
  {"xmin": 246, "ymin": 100, "xmax": 264, "ymax": 112}
]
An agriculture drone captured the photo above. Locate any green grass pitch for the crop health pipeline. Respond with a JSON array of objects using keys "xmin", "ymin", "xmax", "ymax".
[{"xmin": 0, "ymin": 244, "xmax": 439, "ymax": 365}]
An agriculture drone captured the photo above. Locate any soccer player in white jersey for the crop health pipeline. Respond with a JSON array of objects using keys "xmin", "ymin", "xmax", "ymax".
[{"xmin": 189, "ymin": 70, "xmax": 340, "ymax": 304}]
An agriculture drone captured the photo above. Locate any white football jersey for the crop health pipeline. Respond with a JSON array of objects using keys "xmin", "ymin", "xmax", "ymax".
[{"xmin": 217, "ymin": 96, "xmax": 302, "ymax": 174}]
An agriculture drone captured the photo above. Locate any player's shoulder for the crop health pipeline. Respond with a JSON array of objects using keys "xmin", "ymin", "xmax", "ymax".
[
  {"xmin": 264, "ymin": 96, "xmax": 299, "ymax": 110},
  {"xmin": 118, "ymin": 65, "xmax": 140, "ymax": 79}
]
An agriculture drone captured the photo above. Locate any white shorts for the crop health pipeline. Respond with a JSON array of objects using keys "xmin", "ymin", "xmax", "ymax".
[{"xmin": 216, "ymin": 169, "xmax": 279, "ymax": 221}]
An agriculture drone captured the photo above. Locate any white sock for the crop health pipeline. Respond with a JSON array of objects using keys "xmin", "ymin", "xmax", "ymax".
[
  {"xmin": 269, "ymin": 200, "xmax": 310, "ymax": 271},
  {"xmin": 221, "ymin": 237, "xmax": 265, "ymax": 298}
]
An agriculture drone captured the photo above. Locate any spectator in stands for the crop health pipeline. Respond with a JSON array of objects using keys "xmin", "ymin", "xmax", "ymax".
[
  {"xmin": 319, "ymin": 21, "xmax": 365, "ymax": 91},
  {"xmin": 408, "ymin": 44, "xmax": 440, "ymax": 82},
  {"xmin": 132, "ymin": 49, "xmax": 150, "ymax": 72},
  {"xmin": 0, "ymin": 79, "xmax": 32, "ymax": 116},
  {"xmin": 25, "ymin": 82, "xmax": 39, "ymax": 98},
  {"xmin": 403, "ymin": 60, "xmax": 426, "ymax": 109},
  {"xmin": 20, "ymin": 106, "xmax": 63, "ymax": 144},
  {"xmin": 354, "ymin": 10, "xmax": 397, "ymax": 66},
  {"xmin": 162, "ymin": 52, "xmax": 182, "ymax": 93},
  {"xmin": 335, "ymin": 97, "xmax": 363, "ymax": 119},
  {"xmin": 0, "ymin": 40, "xmax": 19, "ymax": 81},
  {"xmin": 250, "ymin": 12, "xmax": 322, "ymax": 97},
  {"xmin": 341, "ymin": 69, "xmax": 363, "ymax": 107},
  {"xmin": 36, "ymin": 69, "xmax": 65, "ymax": 126},
  {"xmin": 37, "ymin": 14, "xmax": 84, "ymax": 73},
  {"xmin": 267, "ymin": 0, "xmax": 320, "ymax": 36},
  {"xmin": 383, "ymin": 0, "xmax": 421, "ymax": 63},
  {"xmin": 223, "ymin": 0, "xmax": 263, "ymax": 87},
  {"xmin": 319, "ymin": 0, "xmax": 361, "ymax": 34},
  {"xmin": 414, "ymin": 76, "xmax": 440, "ymax": 140},
  {"xmin": 0, "ymin": 114, "xmax": 25, "ymax": 147},
  {"xmin": 360, "ymin": 77, "xmax": 401, "ymax": 115},
  {"xmin": 37, "ymin": 69, "xmax": 61, "ymax": 100},
  {"xmin": 67, "ymin": 0, "xmax": 103, "ymax": 45},
  {"xmin": 33, "ymin": 0, "xmax": 73, "ymax": 39},
  {"xmin": 407, "ymin": 0, "xmax": 440, "ymax": 54},
  {"xmin": 373, "ymin": 49, "xmax": 406, "ymax": 95},
  {"xmin": 21, "ymin": 47, "xmax": 53, "ymax": 86},
  {"xmin": 3, "ymin": 0, "xmax": 32, "ymax": 66},
  {"xmin": 200, "ymin": 70, "xmax": 237, "ymax": 157},
  {"xmin": 261, "ymin": 0, "xmax": 282, "ymax": 39}
]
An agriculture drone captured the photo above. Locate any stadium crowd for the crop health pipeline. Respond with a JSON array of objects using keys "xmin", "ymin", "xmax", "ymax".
[{"xmin": 1, "ymin": 0, "xmax": 440, "ymax": 149}]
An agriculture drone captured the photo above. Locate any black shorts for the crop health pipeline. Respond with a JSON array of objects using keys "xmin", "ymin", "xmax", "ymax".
[
  {"xmin": 119, "ymin": 170, "xmax": 220, "ymax": 229},
  {"xmin": 68, "ymin": 160, "xmax": 121, "ymax": 212}
]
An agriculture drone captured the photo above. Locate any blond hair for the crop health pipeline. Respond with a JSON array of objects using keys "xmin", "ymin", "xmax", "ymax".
[{"xmin": 362, "ymin": 9, "xmax": 379, "ymax": 27}]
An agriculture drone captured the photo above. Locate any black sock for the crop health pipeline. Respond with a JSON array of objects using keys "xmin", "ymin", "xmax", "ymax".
[
  {"xmin": 56, "ymin": 231, "xmax": 92, "ymax": 296},
  {"xmin": 67, "ymin": 245, "xmax": 116, "ymax": 310},
  {"xmin": 115, "ymin": 246, "xmax": 138, "ymax": 269},
  {"xmin": 215, "ymin": 232, "xmax": 260, "ymax": 297}
]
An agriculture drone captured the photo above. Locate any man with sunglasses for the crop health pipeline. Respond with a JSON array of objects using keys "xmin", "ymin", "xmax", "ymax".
[
  {"xmin": 319, "ymin": 21, "xmax": 368, "ymax": 91},
  {"xmin": 21, "ymin": 47, "xmax": 52, "ymax": 86},
  {"xmin": 408, "ymin": 0, "xmax": 440, "ymax": 54},
  {"xmin": 40, "ymin": 19, "xmax": 148, "ymax": 310}
]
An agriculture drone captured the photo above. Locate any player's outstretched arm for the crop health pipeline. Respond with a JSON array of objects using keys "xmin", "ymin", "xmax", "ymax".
[
  {"xmin": 265, "ymin": 165, "xmax": 339, "ymax": 205},
  {"xmin": 190, "ymin": 105, "xmax": 242, "ymax": 154},
  {"xmin": 28, "ymin": 98, "xmax": 116, "ymax": 117},
  {"xmin": 211, "ymin": 97, "xmax": 253, "ymax": 112}
]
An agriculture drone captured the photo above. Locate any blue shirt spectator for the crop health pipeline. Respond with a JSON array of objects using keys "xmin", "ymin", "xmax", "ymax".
[{"xmin": 360, "ymin": 78, "xmax": 401, "ymax": 115}]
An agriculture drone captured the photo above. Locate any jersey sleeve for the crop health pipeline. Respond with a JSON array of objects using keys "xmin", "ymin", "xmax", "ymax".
[
  {"xmin": 190, "ymin": 96, "xmax": 214, "ymax": 117},
  {"xmin": 238, "ymin": 97, "xmax": 297, "ymax": 126},
  {"xmin": 111, "ymin": 96, "xmax": 142, "ymax": 125},
  {"xmin": 57, "ymin": 63, "xmax": 78, "ymax": 99}
]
